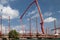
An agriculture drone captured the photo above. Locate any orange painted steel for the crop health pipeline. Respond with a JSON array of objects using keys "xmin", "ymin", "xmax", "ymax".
[
  {"xmin": 0, "ymin": 16, "xmax": 2, "ymax": 35},
  {"xmin": 8, "ymin": 16, "xmax": 10, "ymax": 33},
  {"xmin": 54, "ymin": 20, "xmax": 56, "ymax": 34},
  {"xmin": 20, "ymin": 0, "xmax": 45, "ymax": 34},
  {"xmin": 29, "ymin": 17, "xmax": 32, "ymax": 38},
  {"xmin": 20, "ymin": 19, "xmax": 24, "ymax": 34}
]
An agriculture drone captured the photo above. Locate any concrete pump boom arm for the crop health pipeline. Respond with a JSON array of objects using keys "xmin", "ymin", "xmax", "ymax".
[
  {"xmin": 20, "ymin": 1, "xmax": 35, "ymax": 19},
  {"xmin": 35, "ymin": 0, "xmax": 44, "ymax": 34},
  {"xmin": 20, "ymin": 0, "xmax": 45, "ymax": 34},
  {"xmin": 35, "ymin": 0, "xmax": 44, "ymax": 23}
]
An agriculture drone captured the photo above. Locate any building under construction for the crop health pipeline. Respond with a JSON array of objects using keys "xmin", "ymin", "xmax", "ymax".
[{"xmin": 0, "ymin": 0, "xmax": 60, "ymax": 40}]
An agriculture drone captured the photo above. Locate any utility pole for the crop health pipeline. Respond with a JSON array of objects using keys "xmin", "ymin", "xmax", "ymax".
[
  {"xmin": 54, "ymin": 20, "xmax": 56, "ymax": 34},
  {"xmin": 0, "ymin": 16, "xmax": 2, "ymax": 35},
  {"xmin": 36, "ymin": 17, "xmax": 38, "ymax": 38},
  {"xmin": 8, "ymin": 16, "xmax": 10, "ymax": 33},
  {"xmin": 29, "ymin": 17, "xmax": 32, "ymax": 38},
  {"xmin": 20, "ymin": 19, "xmax": 25, "ymax": 38}
]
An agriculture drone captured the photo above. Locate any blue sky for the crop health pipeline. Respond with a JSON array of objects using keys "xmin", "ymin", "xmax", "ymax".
[{"xmin": 0, "ymin": 0, "xmax": 60, "ymax": 34}]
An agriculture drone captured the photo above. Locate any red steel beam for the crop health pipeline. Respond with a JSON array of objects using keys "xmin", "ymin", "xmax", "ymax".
[
  {"xmin": 0, "ymin": 16, "xmax": 2, "ymax": 35},
  {"xmin": 29, "ymin": 17, "xmax": 32, "ymax": 38},
  {"xmin": 8, "ymin": 16, "xmax": 10, "ymax": 33},
  {"xmin": 20, "ymin": 19, "xmax": 25, "ymax": 38},
  {"xmin": 54, "ymin": 20, "xmax": 56, "ymax": 34},
  {"xmin": 35, "ymin": 0, "xmax": 44, "ymax": 34},
  {"xmin": 20, "ymin": 0, "xmax": 45, "ymax": 34},
  {"xmin": 36, "ymin": 17, "xmax": 38, "ymax": 34},
  {"xmin": 20, "ymin": 1, "xmax": 35, "ymax": 19}
]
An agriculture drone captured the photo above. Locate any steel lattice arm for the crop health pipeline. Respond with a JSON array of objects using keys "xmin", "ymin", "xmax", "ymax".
[{"xmin": 20, "ymin": 1, "xmax": 35, "ymax": 19}]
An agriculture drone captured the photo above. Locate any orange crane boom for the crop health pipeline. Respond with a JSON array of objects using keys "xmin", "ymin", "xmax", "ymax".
[
  {"xmin": 20, "ymin": 0, "xmax": 45, "ymax": 34},
  {"xmin": 35, "ymin": 0, "xmax": 44, "ymax": 34},
  {"xmin": 20, "ymin": 1, "xmax": 35, "ymax": 19}
]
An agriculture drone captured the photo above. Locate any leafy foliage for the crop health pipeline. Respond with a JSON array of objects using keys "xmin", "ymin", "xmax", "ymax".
[{"xmin": 8, "ymin": 30, "xmax": 19, "ymax": 38}]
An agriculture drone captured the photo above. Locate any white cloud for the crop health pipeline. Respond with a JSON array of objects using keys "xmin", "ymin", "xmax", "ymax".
[
  {"xmin": 31, "ymin": 13, "xmax": 39, "ymax": 19},
  {"xmin": 27, "ymin": 7, "xmax": 42, "ymax": 21},
  {"xmin": 27, "ymin": 18, "xmax": 30, "ymax": 21},
  {"xmin": 44, "ymin": 12, "xmax": 52, "ymax": 16},
  {"xmin": 27, "ymin": 13, "xmax": 40, "ymax": 21},
  {"xmin": 27, "ymin": 9, "xmax": 37, "ymax": 16},
  {"xmin": 44, "ymin": 17, "xmax": 56, "ymax": 22},
  {"xmin": 12, "ymin": 25, "xmax": 26, "ymax": 33},
  {"xmin": 0, "ymin": 24, "xmax": 26, "ymax": 34},
  {"xmin": 0, "ymin": 0, "xmax": 8, "ymax": 4},
  {"xmin": 10, "ymin": 0, "xmax": 15, "ymax": 1},
  {"xmin": 26, "ymin": 7, "xmax": 40, "ymax": 17},
  {"xmin": 0, "ymin": 0, "xmax": 15, "ymax": 5},
  {"xmin": 0, "ymin": 24, "xmax": 8, "ymax": 34},
  {"xmin": 27, "ymin": 13, "xmax": 39, "ymax": 21},
  {"xmin": 57, "ymin": 11, "xmax": 60, "ymax": 13},
  {"xmin": 19, "ymin": 30, "xmax": 25, "ymax": 34},
  {"xmin": 0, "ymin": 4, "xmax": 19, "ymax": 19}
]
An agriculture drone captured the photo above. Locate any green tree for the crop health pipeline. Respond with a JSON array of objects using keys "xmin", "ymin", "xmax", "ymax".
[{"xmin": 8, "ymin": 30, "xmax": 19, "ymax": 38}]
